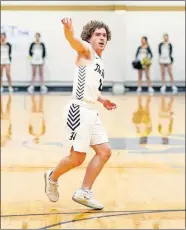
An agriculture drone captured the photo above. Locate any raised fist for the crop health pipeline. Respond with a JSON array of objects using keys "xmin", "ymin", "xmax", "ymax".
[{"xmin": 61, "ymin": 17, "xmax": 72, "ymax": 28}]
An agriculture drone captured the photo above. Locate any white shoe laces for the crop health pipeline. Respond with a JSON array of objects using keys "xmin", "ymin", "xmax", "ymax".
[
  {"xmin": 48, "ymin": 181, "xmax": 58, "ymax": 194},
  {"xmin": 83, "ymin": 190, "xmax": 92, "ymax": 199}
]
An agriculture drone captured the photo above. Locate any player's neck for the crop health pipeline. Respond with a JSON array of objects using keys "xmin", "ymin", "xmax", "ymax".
[{"xmin": 94, "ymin": 49, "xmax": 102, "ymax": 58}]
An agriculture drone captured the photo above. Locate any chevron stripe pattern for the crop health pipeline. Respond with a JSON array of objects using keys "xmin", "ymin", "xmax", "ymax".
[
  {"xmin": 67, "ymin": 104, "xmax": 80, "ymax": 132},
  {"xmin": 76, "ymin": 66, "xmax": 86, "ymax": 100}
]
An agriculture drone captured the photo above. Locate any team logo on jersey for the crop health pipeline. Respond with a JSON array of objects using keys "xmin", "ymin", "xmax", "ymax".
[
  {"xmin": 94, "ymin": 63, "xmax": 104, "ymax": 91},
  {"xmin": 94, "ymin": 63, "xmax": 104, "ymax": 78}
]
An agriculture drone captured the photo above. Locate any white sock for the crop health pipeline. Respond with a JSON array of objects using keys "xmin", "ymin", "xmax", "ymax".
[{"xmin": 49, "ymin": 172, "xmax": 57, "ymax": 183}]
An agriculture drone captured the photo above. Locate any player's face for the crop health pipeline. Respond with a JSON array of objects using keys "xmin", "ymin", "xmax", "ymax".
[{"xmin": 89, "ymin": 28, "xmax": 107, "ymax": 51}]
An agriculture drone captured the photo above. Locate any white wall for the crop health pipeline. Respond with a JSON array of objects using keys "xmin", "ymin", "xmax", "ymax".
[
  {"xmin": 1, "ymin": 7, "xmax": 185, "ymax": 85},
  {"xmin": 125, "ymin": 11, "xmax": 185, "ymax": 83},
  {"xmin": 1, "ymin": 1, "xmax": 118, "ymax": 6},
  {"xmin": 123, "ymin": 1, "xmax": 185, "ymax": 6},
  {"xmin": 2, "ymin": 1, "xmax": 185, "ymax": 6},
  {"xmin": 1, "ymin": 10, "xmax": 126, "ymax": 84}
]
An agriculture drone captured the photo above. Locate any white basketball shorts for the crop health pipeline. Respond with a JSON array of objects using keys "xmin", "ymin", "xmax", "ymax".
[{"xmin": 62, "ymin": 101, "xmax": 109, "ymax": 153}]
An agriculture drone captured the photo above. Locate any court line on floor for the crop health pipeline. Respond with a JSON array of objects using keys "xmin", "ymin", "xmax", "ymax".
[
  {"xmin": 1, "ymin": 208, "xmax": 184, "ymax": 218},
  {"xmin": 38, "ymin": 209, "xmax": 185, "ymax": 229}
]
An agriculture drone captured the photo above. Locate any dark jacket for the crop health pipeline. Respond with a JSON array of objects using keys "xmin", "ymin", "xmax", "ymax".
[
  {"xmin": 135, "ymin": 46, "xmax": 153, "ymax": 60},
  {"xmin": 29, "ymin": 42, "xmax": 46, "ymax": 58},
  {"xmin": 158, "ymin": 42, "xmax": 173, "ymax": 63},
  {"xmin": 1, "ymin": 42, "xmax": 12, "ymax": 61},
  {"xmin": 159, "ymin": 42, "xmax": 172, "ymax": 56}
]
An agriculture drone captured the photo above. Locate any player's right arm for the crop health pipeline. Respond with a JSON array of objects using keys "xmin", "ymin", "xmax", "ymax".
[{"xmin": 61, "ymin": 17, "xmax": 91, "ymax": 57}]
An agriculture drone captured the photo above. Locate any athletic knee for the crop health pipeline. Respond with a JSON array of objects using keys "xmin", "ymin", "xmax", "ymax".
[
  {"xmin": 97, "ymin": 147, "xmax": 112, "ymax": 161},
  {"xmin": 70, "ymin": 151, "xmax": 86, "ymax": 167}
]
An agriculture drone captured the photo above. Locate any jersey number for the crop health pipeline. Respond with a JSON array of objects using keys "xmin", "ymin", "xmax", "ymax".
[
  {"xmin": 98, "ymin": 78, "xmax": 103, "ymax": 91},
  {"xmin": 69, "ymin": 132, "xmax": 77, "ymax": 140}
]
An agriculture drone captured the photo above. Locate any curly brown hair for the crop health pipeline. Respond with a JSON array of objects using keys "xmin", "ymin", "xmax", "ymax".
[{"xmin": 81, "ymin": 20, "xmax": 111, "ymax": 42}]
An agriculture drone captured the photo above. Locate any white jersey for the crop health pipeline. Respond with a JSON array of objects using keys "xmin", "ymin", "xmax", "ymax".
[
  {"xmin": 71, "ymin": 43, "xmax": 104, "ymax": 105},
  {"xmin": 62, "ymin": 42, "xmax": 108, "ymax": 152}
]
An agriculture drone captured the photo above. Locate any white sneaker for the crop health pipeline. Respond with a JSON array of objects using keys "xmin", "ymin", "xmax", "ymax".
[
  {"xmin": 1, "ymin": 87, "xmax": 4, "ymax": 93},
  {"xmin": 160, "ymin": 85, "xmax": 166, "ymax": 94},
  {"xmin": 27, "ymin": 85, "xmax": 35, "ymax": 94},
  {"xmin": 136, "ymin": 87, "xmax": 142, "ymax": 93},
  {"xmin": 44, "ymin": 170, "xmax": 59, "ymax": 202},
  {"xmin": 41, "ymin": 85, "xmax": 48, "ymax": 94},
  {"xmin": 72, "ymin": 188, "xmax": 104, "ymax": 210},
  {"xmin": 148, "ymin": 87, "xmax": 155, "ymax": 94},
  {"xmin": 8, "ymin": 87, "xmax": 14, "ymax": 93},
  {"xmin": 172, "ymin": 85, "xmax": 178, "ymax": 94}
]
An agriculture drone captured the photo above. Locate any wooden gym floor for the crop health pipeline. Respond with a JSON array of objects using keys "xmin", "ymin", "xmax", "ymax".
[{"xmin": 1, "ymin": 93, "xmax": 185, "ymax": 229}]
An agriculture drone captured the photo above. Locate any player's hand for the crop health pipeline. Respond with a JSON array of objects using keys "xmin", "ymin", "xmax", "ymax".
[
  {"xmin": 103, "ymin": 100, "xmax": 117, "ymax": 110},
  {"xmin": 61, "ymin": 17, "xmax": 72, "ymax": 29}
]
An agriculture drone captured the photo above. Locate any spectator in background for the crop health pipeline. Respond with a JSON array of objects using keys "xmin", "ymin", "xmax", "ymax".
[
  {"xmin": 134, "ymin": 36, "xmax": 155, "ymax": 94},
  {"xmin": 0, "ymin": 32, "xmax": 14, "ymax": 93},
  {"xmin": 27, "ymin": 32, "xmax": 47, "ymax": 94},
  {"xmin": 159, "ymin": 33, "xmax": 178, "ymax": 94}
]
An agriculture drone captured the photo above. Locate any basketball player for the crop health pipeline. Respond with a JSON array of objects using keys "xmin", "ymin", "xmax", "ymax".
[
  {"xmin": 44, "ymin": 18, "xmax": 117, "ymax": 210},
  {"xmin": 159, "ymin": 33, "xmax": 178, "ymax": 94},
  {"xmin": 27, "ymin": 33, "xmax": 47, "ymax": 94},
  {"xmin": 0, "ymin": 32, "xmax": 14, "ymax": 93}
]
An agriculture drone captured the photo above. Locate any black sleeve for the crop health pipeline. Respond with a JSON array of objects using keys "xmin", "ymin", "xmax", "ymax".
[
  {"xmin": 7, "ymin": 43, "xmax": 12, "ymax": 61},
  {"xmin": 158, "ymin": 43, "xmax": 162, "ymax": 55},
  {"xmin": 169, "ymin": 43, "xmax": 173, "ymax": 56},
  {"xmin": 29, "ymin": 43, "xmax": 34, "ymax": 56},
  {"xmin": 41, "ymin": 43, "xmax": 46, "ymax": 58},
  {"xmin": 147, "ymin": 46, "xmax": 153, "ymax": 59},
  {"xmin": 135, "ymin": 46, "xmax": 141, "ymax": 59}
]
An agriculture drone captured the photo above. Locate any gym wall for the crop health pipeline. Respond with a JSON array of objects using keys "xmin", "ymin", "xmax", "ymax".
[{"xmin": 1, "ymin": 1, "xmax": 185, "ymax": 86}]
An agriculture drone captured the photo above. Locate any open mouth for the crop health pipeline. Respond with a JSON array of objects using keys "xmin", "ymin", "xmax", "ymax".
[{"xmin": 99, "ymin": 42, "xmax": 104, "ymax": 46}]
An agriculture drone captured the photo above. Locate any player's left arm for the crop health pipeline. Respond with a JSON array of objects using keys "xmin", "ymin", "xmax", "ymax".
[{"xmin": 97, "ymin": 96, "xmax": 117, "ymax": 110}]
